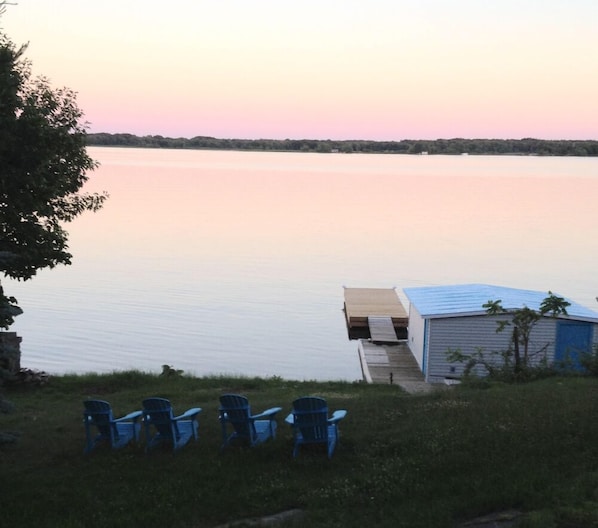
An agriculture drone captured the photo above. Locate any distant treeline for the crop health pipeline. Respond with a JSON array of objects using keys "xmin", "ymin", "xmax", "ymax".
[{"xmin": 86, "ymin": 133, "xmax": 598, "ymax": 156}]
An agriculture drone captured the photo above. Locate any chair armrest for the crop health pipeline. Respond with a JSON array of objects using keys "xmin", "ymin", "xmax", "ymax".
[
  {"xmin": 328, "ymin": 410, "xmax": 347, "ymax": 424},
  {"xmin": 174, "ymin": 407, "xmax": 202, "ymax": 421},
  {"xmin": 115, "ymin": 410, "xmax": 143, "ymax": 422},
  {"xmin": 284, "ymin": 413, "xmax": 294, "ymax": 425},
  {"xmin": 251, "ymin": 407, "xmax": 282, "ymax": 420}
]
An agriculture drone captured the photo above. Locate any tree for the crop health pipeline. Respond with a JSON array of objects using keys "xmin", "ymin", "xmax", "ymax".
[
  {"xmin": 483, "ymin": 292, "xmax": 570, "ymax": 373},
  {"xmin": 1, "ymin": 3, "xmax": 107, "ymax": 442},
  {"xmin": 448, "ymin": 292, "xmax": 571, "ymax": 382},
  {"xmin": 0, "ymin": 22, "xmax": 108, "ymax": 332}
]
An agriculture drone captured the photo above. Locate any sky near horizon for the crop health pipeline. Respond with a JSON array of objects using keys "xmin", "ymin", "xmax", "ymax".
[{"xmin": 2, "ymin": 0, "xmax": 597, "ymax": 141}]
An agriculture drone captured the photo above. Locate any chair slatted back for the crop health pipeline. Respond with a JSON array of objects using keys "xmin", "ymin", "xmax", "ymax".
[
  {"xmin": 219, "ymin": 394, "xmax": 254, "ymax": 438},
  {"xmin": 292, "ymin": 397, "xmax": 329, "ymax": 442},
  {"xmin": 84, "ymin": 399, "xmax": 115, "ymax": 436},
  {"xmin": 142, "ymin": 397, "xmax": 179, "ymax": 439}
]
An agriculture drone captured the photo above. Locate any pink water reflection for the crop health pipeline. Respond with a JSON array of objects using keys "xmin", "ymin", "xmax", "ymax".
[
  {"xmin": 8, "ymin": 148, "xmax": 598, "ymax": 378},
  {"xmin": 77, "ymin": 148, "xmax": 598, "ymax": 290}
]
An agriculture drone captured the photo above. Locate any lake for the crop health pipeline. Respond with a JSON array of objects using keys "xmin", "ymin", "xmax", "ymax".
[{"xmin": 6, "ymin": 148, "xmax": 598, "ymax": 380}]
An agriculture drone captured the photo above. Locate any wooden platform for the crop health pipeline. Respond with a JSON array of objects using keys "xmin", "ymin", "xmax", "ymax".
[
  {"xmin": 344, "ymin": 287, "xmax": 408, "ymax": 340},
  {"xmin": 358, "ymin": 340, "xmax": 428, "ymax": 391}
]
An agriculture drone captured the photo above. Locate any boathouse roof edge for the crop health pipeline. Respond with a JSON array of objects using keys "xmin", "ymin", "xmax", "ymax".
[{"xmin": 403, "ymin": 283, "xmax": 598, "ymax": 323}]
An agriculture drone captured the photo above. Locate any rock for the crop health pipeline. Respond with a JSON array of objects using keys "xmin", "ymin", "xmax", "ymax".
[
  {"xmin": 13, "ymin": 368, "xmax": 51, "ymax": 386},
  {"xmin": 460, "ymin": 510, "xmax": 523, "ymax": 528},
  {"xmin": 0, "ymin": 431, "xmax": 20, "ymax": 444},
  {"xmin": 0, "ymin": 397, "xmax": 15, "ymax": 413},
  {"xmin": 212, "ymin": 509, "xmax": 305, "ymax": 527}
]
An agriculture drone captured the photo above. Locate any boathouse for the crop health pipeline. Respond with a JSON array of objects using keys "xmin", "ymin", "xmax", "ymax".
[{"xmin": 403, "ymin": 284, "xmax": 598, "ymax": 383}]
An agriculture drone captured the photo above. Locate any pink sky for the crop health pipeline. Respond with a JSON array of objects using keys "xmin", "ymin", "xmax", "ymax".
[{"xmin": 3, "ymin": 0, "xmax": 598, "ymax": 140}]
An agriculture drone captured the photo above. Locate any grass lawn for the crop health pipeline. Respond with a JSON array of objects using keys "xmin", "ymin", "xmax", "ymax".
[{"xmin": 2, "ymin": 372, "xmax": 598, "ymax": 527}]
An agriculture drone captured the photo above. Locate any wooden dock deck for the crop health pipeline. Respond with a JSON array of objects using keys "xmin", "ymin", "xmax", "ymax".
[
  {"xmin": 358, "ymin": 340, "xmax": 429, "ymax": 392},
  {"xmin": 344, "ymin": 287, "xmax": 408, "ymax": 340}
]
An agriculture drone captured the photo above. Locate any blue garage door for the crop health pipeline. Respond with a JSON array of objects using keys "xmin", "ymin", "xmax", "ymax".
[{"xmin": 555, "ymin": 321, "xmax": 593, "ymax": 370}]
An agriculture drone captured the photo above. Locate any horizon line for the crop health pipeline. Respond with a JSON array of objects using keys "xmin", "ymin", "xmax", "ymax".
[{"xmin": 86, "ymin": 132, "xmax": 598, "ymax": 143}]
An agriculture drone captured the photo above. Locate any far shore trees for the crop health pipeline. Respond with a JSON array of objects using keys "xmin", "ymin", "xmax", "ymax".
[{"xmin": 86, "ymin": 132, "xmax": 598, "ymax": 156}]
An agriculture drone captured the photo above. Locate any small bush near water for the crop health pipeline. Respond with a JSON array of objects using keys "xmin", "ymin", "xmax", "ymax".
[{"xmin": 2, "ymin": 372, "xmax": 598, "ymax": 527}]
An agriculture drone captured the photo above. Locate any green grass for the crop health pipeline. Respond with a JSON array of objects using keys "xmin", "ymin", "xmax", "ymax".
[{"xmin": 2, "ymin": 372, "xmax": 598, "ymax": 527}]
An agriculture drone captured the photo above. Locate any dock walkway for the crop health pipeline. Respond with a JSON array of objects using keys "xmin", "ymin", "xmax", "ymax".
[
  {"xmin": 344, "ymin": 286, "xmax": 433, "ymax": 393},
  {"xmin": 358, "ymin": 341, "xmax": 430, "ymax": 393}
]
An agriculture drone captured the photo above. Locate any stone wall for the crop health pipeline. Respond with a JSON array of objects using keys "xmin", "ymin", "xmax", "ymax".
[{"xmin": 0, "ymin": 332, "xmax": 22, "ymax": 374}]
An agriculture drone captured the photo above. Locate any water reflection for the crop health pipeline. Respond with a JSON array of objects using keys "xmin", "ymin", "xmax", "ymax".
[{"xmin": 8, "ymin": 148, "xmax": 598, "ymax": 379}]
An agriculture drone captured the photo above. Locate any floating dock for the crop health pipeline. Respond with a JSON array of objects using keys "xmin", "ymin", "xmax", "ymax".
[
  {"xmin": 343, "ymin": 287, "xmax": 431, "ymax": 392},
  {"xmin": 343, "ymin": 287, "xmax": 409, "ymax": 341}
]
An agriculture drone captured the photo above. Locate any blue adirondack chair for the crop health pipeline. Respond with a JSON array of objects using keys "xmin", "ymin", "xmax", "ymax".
[
  {"xmin": 142, "ymin": 397, "xmax": 202, "ymax": 453},
  {"xmin": 218, "ymin": 394, "xmax": 282, "ymax": 450},
  {"xmin": 83, "ymin": 399, "xmax": 142, "ymax": 454},
  {"xmin": 285, "ymin": 396, "xmax": 347, "ymax": 458}
]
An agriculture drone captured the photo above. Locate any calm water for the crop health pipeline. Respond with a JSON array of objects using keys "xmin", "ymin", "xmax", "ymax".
[{"xmin": 6, "ymin": 148, "xmax": 598, "ymax": 380}]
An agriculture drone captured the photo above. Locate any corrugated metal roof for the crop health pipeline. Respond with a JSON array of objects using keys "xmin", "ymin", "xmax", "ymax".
[{"xmin": 403, "ymin": 284, "xmax": 598, "ymax": 323}]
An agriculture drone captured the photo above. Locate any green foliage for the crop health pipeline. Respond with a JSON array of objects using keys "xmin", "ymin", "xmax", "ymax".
[
  {"xmin": 160, "ymin": 364, "xmax": 184, "ymax": 377},
  {"xmin": 3, "ymin": 373, "xmax": 598, "ymax": 527},
  {"xmin": 0, "ymin": 23, "xmax": 108, "ymax": 329},
  {"xmin": 448, "ymin": 346, "xmax": 514, "ymax": 382},
  {"xmin": 451, "ymin": 292, "xmax": 571, "ymax": 382},
  {"xmin": 580, "ymin": 344, "xmax": 598, "ymax": 377},
  {"xmin": 0, "ymin": 283, "xmax": 22, "ymax": 330},
  {"xmin": 539, "ymin": 291, "xmax": 570, "ymax": 316}
]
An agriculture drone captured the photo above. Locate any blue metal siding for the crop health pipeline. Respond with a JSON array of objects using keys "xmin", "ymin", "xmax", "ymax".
[
  {"xmin": 555, "ymin": 321, "xmax": 594, "ymax": 369},
  {"xmin": 422, "ymin": 319, "xmax": 428, "ymax": 377}
]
